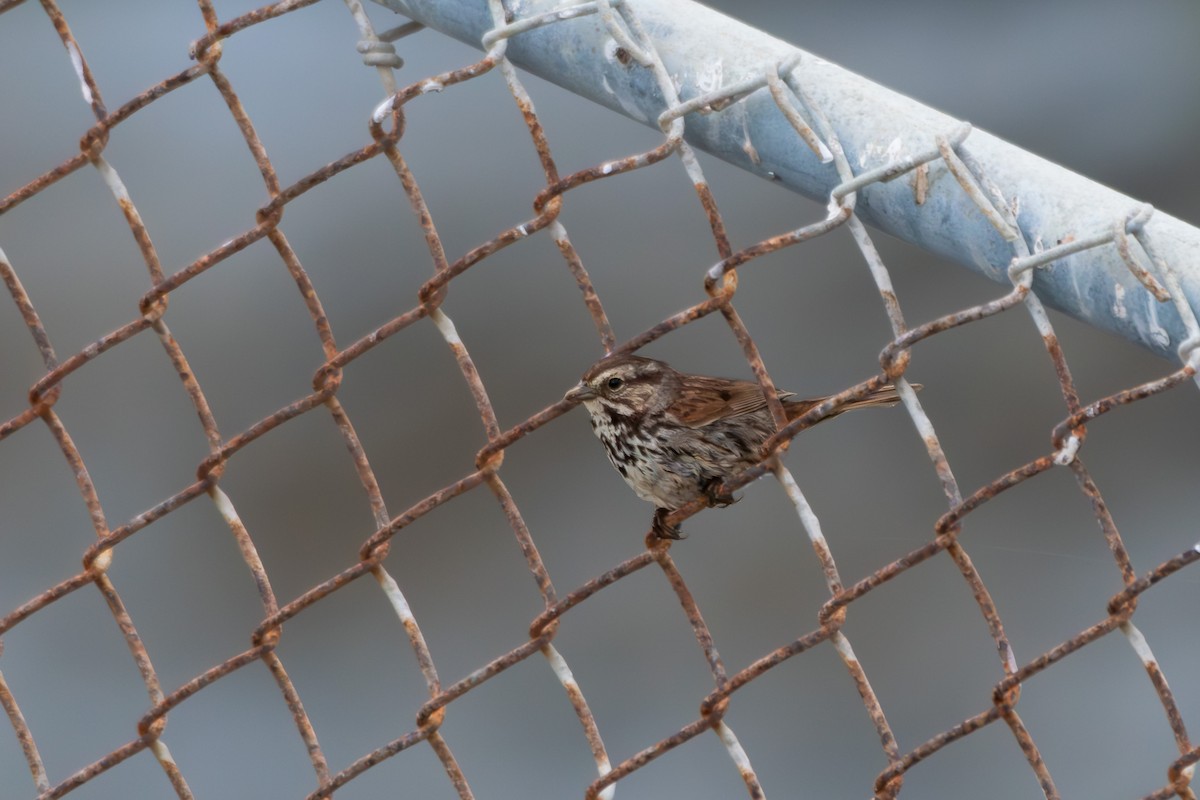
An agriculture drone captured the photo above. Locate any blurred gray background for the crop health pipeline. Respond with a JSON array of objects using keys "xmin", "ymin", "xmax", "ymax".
[{"xmin": 1, "ymin": 1, "xmax": 1198, "ymax": 798}]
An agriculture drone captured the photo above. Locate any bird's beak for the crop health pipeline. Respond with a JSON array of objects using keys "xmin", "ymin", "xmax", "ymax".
[{"xmin": 563, "ymin": 381, "xmax": 597, "ymax": 404}]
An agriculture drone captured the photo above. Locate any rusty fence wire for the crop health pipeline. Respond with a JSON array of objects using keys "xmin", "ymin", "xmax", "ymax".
[{"xmin": 1, "ymin": 1, "xmax": 1198, "ymax": 799}]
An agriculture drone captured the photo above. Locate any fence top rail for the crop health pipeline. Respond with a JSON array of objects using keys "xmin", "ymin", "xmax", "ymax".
[{"xmin": 376, "ymin": 0, "xmax": 1199, "ymax": 363}]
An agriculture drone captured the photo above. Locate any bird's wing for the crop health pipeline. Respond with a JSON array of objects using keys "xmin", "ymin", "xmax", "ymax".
[{"xmin": 670, "ymin": 375, "xmax": 794, "ymax": 428}]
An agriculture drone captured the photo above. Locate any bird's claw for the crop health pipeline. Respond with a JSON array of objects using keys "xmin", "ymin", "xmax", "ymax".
[
  {"xmin": 702, "ymin": 478, "xmax": 739, "ymax": 508},
  {"xmin": 652, "ymin": 508, "xmax": 686, "ymax": 540}
]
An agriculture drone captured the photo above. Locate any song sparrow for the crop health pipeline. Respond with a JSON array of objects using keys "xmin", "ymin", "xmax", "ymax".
[{"xmin": 564, "ymin": 353, "xmax": 911, "ymax": 539}]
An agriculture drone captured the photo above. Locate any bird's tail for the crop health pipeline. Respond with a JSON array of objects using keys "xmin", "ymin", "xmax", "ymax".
[{"xmin": 783, "ymin": 383, "xmax": 918, "ymax": 422}]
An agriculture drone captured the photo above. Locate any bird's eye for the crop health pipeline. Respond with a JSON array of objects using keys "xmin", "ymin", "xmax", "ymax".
[{"xmin": 606, "ymin": 377, "xmax": 624, "ymax": 390}]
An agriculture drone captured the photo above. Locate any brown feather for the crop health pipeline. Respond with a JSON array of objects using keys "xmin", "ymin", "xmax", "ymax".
[
  {"xmin": 670, "ymin": 376, "xmax": 914, "ymax": 428},
  {"xmin": 669, "ymin": 375, "xmax": 795, "ymax": 428},
  {"xmin": 783, "ymin": 383, "xmax": 913, "ymax": 422}
]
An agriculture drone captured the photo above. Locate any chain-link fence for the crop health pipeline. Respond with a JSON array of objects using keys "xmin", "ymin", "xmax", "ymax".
[{"xmin": 1, "ymin": 1, "xmax": 1198, "ymax": 799}]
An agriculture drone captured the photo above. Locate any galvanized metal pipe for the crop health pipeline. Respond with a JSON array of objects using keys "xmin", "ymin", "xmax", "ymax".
[{"xmin": 373, "ymin": 0, "xmax": 1200, "ymax": 362}]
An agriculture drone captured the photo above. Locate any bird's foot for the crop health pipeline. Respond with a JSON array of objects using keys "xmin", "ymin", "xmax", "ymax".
[
  {"xmin": 652, "ymin": 508, "xmax": 686, "ymax": 540},
  {"xmin": 701, "ymin": 478, "xmax": 739, "ymax": 508}
]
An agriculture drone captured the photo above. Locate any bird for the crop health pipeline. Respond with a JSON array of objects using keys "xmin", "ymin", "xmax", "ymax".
[{"xmin": 564, "ymin": 353, "xmax": 912, "ymax": 539}]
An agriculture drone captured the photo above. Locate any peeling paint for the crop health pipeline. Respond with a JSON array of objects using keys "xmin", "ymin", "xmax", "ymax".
[
  {"xmin": 1145, "ymin": 292, "xmax": 1171, "ymax": 347},
  {"xmin": 741, "ymin": 110, "xmax": 760, "ymax": 164},
  {"xmin": 695, "ymin": 57, "xmax": 723, "ymax": 95},
  {"xmin": 66, "ymin": 40, "xmax": 93, "ymax": 105},
  {"xmin": 884, "ymin": 136, "xmax": 903, "ymax": 163},
  {"xmin": 858, "ymin": 136, "xmax": 908, "ymax": 170},
  {"xmin": 1112, "ymin": 283, "xmax": 1128, "ymax": 319}
]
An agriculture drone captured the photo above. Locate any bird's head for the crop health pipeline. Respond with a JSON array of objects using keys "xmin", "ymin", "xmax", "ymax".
[{"xmin": 564, "ymin": 353, "xmax": 672, "ymax": 419}]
